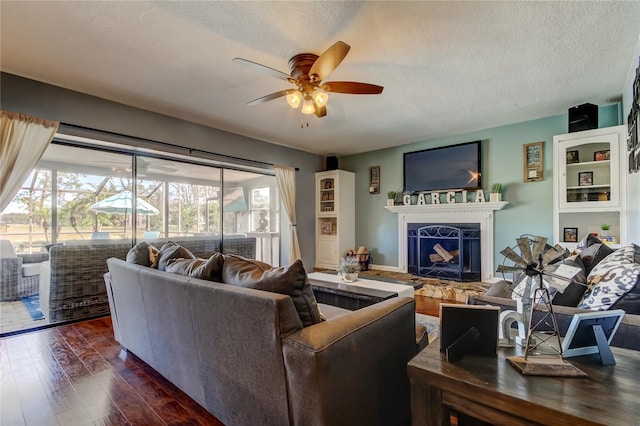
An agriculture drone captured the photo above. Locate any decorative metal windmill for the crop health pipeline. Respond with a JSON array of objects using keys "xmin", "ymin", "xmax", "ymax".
[{"xmin": 496, "ymin": 235, "xmax": 586, "ymax": 376}]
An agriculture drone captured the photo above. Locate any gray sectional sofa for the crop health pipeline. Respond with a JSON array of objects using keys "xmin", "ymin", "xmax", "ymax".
[
  {"xmin": 42, "ymin": 237, "xmax": 256, "ymax": 322},
  {"xmin": 470, "ymin": 239, "xmax": 640, "ymax": 350},
  {"xmin": 105, "ymin": 257, "xmax": 423, "ymax": 426}
]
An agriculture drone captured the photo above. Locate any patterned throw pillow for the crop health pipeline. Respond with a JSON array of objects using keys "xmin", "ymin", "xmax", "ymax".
[
  {"xmin": 577, "ymin": 245, "xmax": 640, "ymax": 311},
  {"xmin": 148, "ymin": 246, "xmax": 160, "ymax": 268}
]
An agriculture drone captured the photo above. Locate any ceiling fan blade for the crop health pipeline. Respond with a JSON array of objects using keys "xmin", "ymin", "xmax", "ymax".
[
  {"xmin": 323, "ymin": 81, "xmax": 384, "ymax": 94},
  {"xmin": 496, "ymin": 265, "xmax": 525, "ymax": 274},
  {"xmin": 309, "ymin": 41, "xmax": 350, "ymax": 81},
  {"xmin": 500, "ymin": 246, "xmax": 528, "ymax": 268},
  {"xmin": 247, "ymin": 89, "xmax": 295, "ymax": 106},
  {"xmin": 517, "ymin": 237, "xmax": 534, "ymax": 264},
  {"xmin": 233, "ymin": 58, "xmax": 291, "ymax": 81},
  {"xmin": 531, "ymin": 235, "xmax": 548, "ymax": 260}
]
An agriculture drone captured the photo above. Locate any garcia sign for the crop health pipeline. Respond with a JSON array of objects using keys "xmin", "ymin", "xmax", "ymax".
[{"xmin": 403, "ymin": 189, "xmax": 487, "ymax": 205}]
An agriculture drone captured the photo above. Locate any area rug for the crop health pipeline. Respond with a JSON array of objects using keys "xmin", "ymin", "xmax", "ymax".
[
  {"xmin": 416, "ymin": 313, "xmax": 439, "ymax": 343},
  {"xmin": 21, "ymin": 295, "xmax": 45, "ymax": 321}
]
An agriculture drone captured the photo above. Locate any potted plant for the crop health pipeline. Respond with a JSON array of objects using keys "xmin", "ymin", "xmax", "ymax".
[
  {"xmin": 387, "ymin": 191, "xmax": 397, "ymax": 206},
  {"xmin": 337, "ymin": 257, "xmax": 360, "ymax": 282},
  {"xmin": 600, "ymin": 224, "xmax": 611, "ymax": 237},
  {"xmin": 490, "ymin": 183, "xmax": 502, "ymax": 202}
]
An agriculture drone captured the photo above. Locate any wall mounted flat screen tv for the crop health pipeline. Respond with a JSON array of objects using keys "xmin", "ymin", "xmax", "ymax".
[{"xmin": 403, "ymin": 140, "xmax": 482, "ymax": 193}]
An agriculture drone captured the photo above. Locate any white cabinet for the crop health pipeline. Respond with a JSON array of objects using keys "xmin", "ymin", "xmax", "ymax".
[
  {"xmin": 553, "ymin": 125, "xmax": 627, "ymax": 249},
  {"xmin": 315, "ymin": 170, "xmax": 355, "ymax": 269}
]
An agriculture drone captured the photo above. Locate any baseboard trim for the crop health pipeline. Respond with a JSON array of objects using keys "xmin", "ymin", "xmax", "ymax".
[{"xmin": 368, "ymin": 264, "xmax": 404, "ymax": 273}]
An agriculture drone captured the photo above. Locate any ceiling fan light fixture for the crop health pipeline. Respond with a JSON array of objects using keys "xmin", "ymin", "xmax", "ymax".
[
  {"xmin": 312, "ymin": 88, "xmax": 329, "ymax": 107},
  {"xmin": 301, "ymin": 96, "xmax": 315, "ymax": 115},
  {"xmin": 286, "ymin": 90, "xmax": 303, "ymax": 109}
]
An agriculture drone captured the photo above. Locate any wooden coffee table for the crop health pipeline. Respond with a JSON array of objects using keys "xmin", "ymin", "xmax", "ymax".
[
  {"xmin": 408, "ymin": 340, "xmax": 640, "ymax": 425},
  {"xmin": 308, "ymin": 272, "xmax": 420, "ymax": 311}
]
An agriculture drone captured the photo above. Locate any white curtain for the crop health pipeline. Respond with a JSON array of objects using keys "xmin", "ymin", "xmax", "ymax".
[
  {"xmin": 0, "ymin": 111, "xmax": 59, "ymax": 212},
  {"xmin": 274, "ymin": 165, "xmax": 301, "ymax": 263}
]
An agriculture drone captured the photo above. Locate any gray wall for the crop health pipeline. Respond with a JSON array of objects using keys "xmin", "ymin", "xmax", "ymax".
[
  {"xmin": 622, "ymin": 43, "xmax": 640, "ymax": 244},
  {"xmin": 1, "ymin": 72, "xmax": 323, "ymax": 269}
]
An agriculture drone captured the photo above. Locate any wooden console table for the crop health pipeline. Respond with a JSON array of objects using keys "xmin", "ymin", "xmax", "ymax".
[{"xmin": 408, "ymin": 340, "xmax": 640, "ymax": 425}]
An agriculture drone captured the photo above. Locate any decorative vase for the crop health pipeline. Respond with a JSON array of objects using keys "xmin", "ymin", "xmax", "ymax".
[
  {"xmin": 338, "ymin": 272, "xmax": 359, "ymax": 283},
  {"xmin": 386, "ymin": 199, "xmax": 395, "ymax": 206},
  {"xmin": 490, "ymin": 193, "xmax": 502, "ymax": 202}
]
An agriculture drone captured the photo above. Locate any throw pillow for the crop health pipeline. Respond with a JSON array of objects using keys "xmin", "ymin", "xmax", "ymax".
[
  {"xmin": 165, "ymin": 253, "xmax": 224, "ymax": 282},
  {"xmin": 578, "ymin": 245, "xmax": 640, "ymax": 311},
  {"xmin": 579, "ymin": 242, "xmax": 614, "ymax": 275},
  {"xmin": 576, "ymin": 233, "xmax": 602, "ymax": 250},
  {"xmin": 222, "ymin": 255, "xmax": 322, "ymax": 327},
  {"xmin": 149, "ymin": 246, "xmax": 160, "ymax": 268},
  {"xmin": 158, "ymin": 242, "xmax": 195, "ymax": 271},
  {"xmin": 166, "ymin": 258, "xmax": 205, "ymax": 276},
  {"xmin": 550, "ymin": 255, "xmax": 588, "ymax": 307},
  {"xmin": 126, "ymin": 241, "xmax": 160, "ymax": 267}
]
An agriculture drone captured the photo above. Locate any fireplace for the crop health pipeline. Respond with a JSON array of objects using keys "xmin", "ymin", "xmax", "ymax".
[
  {"xmin": 408, "ymin": 223, "xmax": 481, "ymax": 281},
  {"xmin": 384, "ymin": 202, "xmax": 508, "ymax": 282}
]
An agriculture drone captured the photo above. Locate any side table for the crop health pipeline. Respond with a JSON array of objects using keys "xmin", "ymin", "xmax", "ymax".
[{"xmin": 408, "ymin": 339, "xmax": 640, "ymax": 425}]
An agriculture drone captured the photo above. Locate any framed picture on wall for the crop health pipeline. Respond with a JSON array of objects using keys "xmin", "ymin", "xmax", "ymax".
[
  {"xmin": 369, "ymin": 166, "xmax": 380, "ymax": 194},
  {"xmin": 523, "ymin": 141, "xmax": 544, "ymax": 182},
  {"xmin": 564, "ymin": 227, "xmax": 578, "ymax": 242}
]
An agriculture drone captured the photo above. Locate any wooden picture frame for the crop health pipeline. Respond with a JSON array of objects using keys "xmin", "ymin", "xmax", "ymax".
[
  {"xmin": 523, "ymin": 142, "xmax": 544, "ymax": 182},
  {"xmin": 593, "ymin": 150, "xmax": 610, "ymax": 161},
  {"xmin": 566, "ymin": 150, "xmax": 579, "ymax": 164},
  {"xmin": 369, "ymin": 166, "xmax": 380, "ymax": 194},
  {"xmin": 578, "ymin": 171, "xmax": 593, "ymax": 186},
  {"xmin": 563, "ymin": 227, "xmax": 578, "ymax": 243}
]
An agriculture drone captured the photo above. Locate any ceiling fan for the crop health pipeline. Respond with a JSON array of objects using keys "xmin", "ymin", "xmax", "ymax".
[{"xmin": 233, "ymin": 41, "xmax": 383, "ymax": 118}]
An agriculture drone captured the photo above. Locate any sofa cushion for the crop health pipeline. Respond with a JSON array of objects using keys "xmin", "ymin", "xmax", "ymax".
[
  {"xmin": 578, "ymin": 245, "xmax": 640, "ymax": 311},
  {"xmin": 158, "ymin": 242, "xmax": 195, "ymax": 271},
  {"xmin": 550, "ymin": 255, "xmax": 588, "ymax": 307},
  {"xmin": 126, "ymin": 241, "xmax": 160, "ymax": 267},
  {"xmin": 579, "ymin": 242, "xmax": 614, "ymax": 275},
  {"xmin": 165, "ymin": 253, "xmax": 224, "ymax": 282},
  {"xmin": 222, "ymin": 255, "xmax": 322, "ymax": 327}
]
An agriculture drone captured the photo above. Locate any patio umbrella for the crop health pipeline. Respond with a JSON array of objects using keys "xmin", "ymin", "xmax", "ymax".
[{"xmin": 89, "ymin": 190, "xmax": 159, "ymax": 237}]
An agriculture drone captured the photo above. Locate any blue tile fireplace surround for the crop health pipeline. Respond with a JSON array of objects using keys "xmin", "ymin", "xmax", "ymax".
[{"xmin": 408, "ymin": 224, "xmax": 481, "ymax": 282}]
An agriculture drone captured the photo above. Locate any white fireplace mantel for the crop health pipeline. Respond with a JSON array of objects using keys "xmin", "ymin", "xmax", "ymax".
[{"xmin": 385, "ymin": 202, "xmax": 508, "ymax": 282}]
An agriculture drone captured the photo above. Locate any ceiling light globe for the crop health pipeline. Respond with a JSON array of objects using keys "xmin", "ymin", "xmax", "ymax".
[
  {"xmin": 312, "ymin": 89, "xmax": 329, "ymax": 107},
  {"xmin": 301, "ymin": 98, "xmax": 315, "ymax": 115},
  {"xmin": 286, "ymin": 91, "xmax": 303, "ymax": 109}
]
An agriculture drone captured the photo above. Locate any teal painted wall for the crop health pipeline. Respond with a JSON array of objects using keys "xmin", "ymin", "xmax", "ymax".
[{"xmin": 340, "ymin": 105, "xmax": 620, "ymax": 271}]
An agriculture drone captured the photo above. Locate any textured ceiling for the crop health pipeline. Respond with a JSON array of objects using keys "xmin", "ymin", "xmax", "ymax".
[{"xmin": 1, "ymin": 1, "xmax": 639, "ymax": 156}]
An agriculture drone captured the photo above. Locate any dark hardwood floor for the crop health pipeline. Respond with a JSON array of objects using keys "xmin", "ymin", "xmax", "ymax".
[
  {"xmin": 0, "ymin": 317, "xmax": 223, "ymax": 426},
  {"xmin": 1, "ymin": 294, "xmax": 451, "ymax": 426}
]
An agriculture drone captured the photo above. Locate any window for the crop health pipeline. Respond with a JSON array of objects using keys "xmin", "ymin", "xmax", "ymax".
[{"xmin": 1, "ymin": 137, "xmax": 280, "ymax": 335}]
